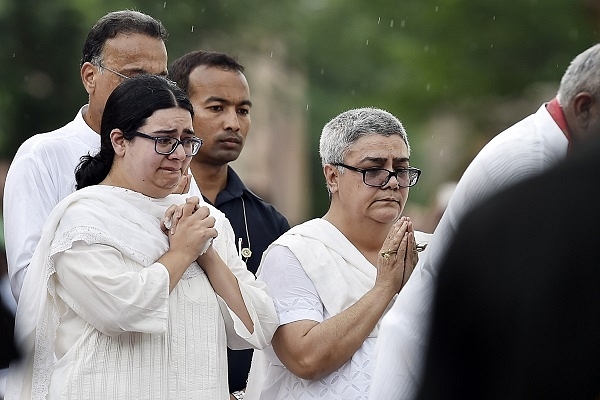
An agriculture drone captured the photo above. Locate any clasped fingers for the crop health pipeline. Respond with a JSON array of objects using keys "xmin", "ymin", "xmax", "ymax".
[
  {"xmin": 377, "ymin": 217, "xmax": 418, "ymax": 293},
  {"xmin": 169, "ymin": 209, "xmax": 218, "ymax": 258},
  {"xmin": 379, "ymin": 217, "xmax": 410, "ymax": 258},
  {"xmin": 376, "ymin": 232, "xmax": 408, "ymax": 294},
  {"xmin": 162, "ymin": 196, "xmax": 202, "ymax": 235}
]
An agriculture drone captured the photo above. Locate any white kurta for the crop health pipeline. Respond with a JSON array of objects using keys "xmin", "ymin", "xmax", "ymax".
[
  {"xmin": 370, "ymin": 103, "xmax": 569, "ymax": 400},
  {"xmin": 245, "ymin": 218, "xmax": 430, "ymax": 400},
  {"xmin": 3, "ymin": 106, "xmax": 99, "ymax": 301},
  {"xmin": 6, "ymin": 186, "xmax": 278, "ymax": 400}
]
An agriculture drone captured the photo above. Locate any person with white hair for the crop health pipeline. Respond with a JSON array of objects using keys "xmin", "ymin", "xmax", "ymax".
[
  {"xmin": 370, "ymin": 43, "xmax": 600, "ymax": 399},
  {"xmin": 246, "ymin": 107, "xmax": 428, "ymax": 399}
]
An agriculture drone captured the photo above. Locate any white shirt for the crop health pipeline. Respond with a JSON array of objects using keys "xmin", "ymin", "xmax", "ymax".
[
  {"xmin": 3, "ymin": 106, "xmax": 99, "ymax": 301},
  {"xmin": 370, "ymin": 103, "xmax": 569, "ymax": 399}
]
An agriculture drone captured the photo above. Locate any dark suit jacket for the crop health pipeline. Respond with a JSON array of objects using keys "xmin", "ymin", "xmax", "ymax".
[{"xmin": 416, "ymin": 138, "xmax": 600, "ymax": 399}]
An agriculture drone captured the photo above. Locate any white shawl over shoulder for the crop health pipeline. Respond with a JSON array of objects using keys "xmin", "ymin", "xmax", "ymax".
[{"xmin": 270, "ymin": 219, "xmax": 379, "ymax": 320}]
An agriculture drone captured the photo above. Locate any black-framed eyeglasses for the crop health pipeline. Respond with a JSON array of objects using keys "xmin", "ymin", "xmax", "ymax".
[
  {"xmin": 332, "ymin": 163, "xmax": 421, "ymax": 188},
  {"xmin": 130, "ymin": 132, "xmax": 203, "ymax": 157},
  {"xmin": 97, "ymin": 62, "xmax": 130, "ymax": 80}
]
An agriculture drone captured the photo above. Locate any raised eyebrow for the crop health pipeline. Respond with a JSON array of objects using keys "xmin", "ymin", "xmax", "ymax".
[
  {"xmin": 358, "ymin": 156, "xmax": 387, "ymax": 165},
  {"xmin": 205, "ymin": 96, "xmax": 252, "ymax": 108},
  {"xmin": 149, "ymin": 129, "xmax": 176, "ymax": 135},
  {"xmin": 393, "ymin": 157, "xmax": 410, "ymax": 164},
  {"xmin": 120, "ymin": 67, "xmax": 151, "ymax": 76},
  {"xmin": 134, "ymin": 69, "xmax": 168, "ymax": 76},
  {"xmin": 150, "ymin": 128, "xmax": 196, "ymax": 136},
  {"xmin": 359, "ymin": 156, "xmax": 409, "ymax": 164}
]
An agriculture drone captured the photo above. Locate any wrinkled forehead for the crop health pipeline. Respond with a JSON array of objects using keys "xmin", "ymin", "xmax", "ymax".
[{"xmin": 345, "ymin": 133, "xmax": 409, "ymax": 162}]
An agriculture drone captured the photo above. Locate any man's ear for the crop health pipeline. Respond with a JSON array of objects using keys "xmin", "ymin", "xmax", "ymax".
[
  {"xmin": 323, "ymin": 164, "xmax": 340, "ymax": 194},
  {"xmin": 572, "ymin": 92, "xmax": 595, "ymax": 129},
  {"xmin": 111, "ymin": 129, "xmax": 126, "ymax": 156},
  {"xmin": 81, "ymin": 62, "xmax": 97, "ymax": 96}
]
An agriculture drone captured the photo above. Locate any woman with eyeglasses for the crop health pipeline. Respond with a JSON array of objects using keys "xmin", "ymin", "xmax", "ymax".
[
  {"xmin": 7, "ymin": 75, "xmax": 278, "ymax": 400},
  {"xmin": 246, "ymin": 107, "xmax": 428, "ymax": 400}
]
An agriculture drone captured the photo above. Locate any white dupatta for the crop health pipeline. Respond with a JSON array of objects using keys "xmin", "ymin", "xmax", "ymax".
[
  {"xmin": 273, "ymin": 218, "xmax": 380, "ymax": 321},
  {"xmin": 247, "ymin": 219, "xmax": 385, "ymax": 399}
]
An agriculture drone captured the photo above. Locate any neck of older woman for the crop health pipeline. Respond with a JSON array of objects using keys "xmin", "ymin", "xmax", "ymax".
[{"xmin": 323, "ymin": 210, "xmax": 392, "ymax": 254}]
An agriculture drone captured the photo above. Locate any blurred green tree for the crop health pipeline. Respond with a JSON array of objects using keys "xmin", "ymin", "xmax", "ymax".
[{"xmin": 0, "ymin": 0, "xmax": 597, "ymax": 218}]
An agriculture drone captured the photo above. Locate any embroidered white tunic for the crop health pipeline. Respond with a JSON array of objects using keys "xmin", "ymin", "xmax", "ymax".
[{"xmin": 6, "ymin": 186, "xmax": 278, "ymax": 400}]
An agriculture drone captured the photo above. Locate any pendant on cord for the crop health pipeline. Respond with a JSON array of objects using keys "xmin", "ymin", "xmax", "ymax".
[
  {"xmin": 238, "ymin": 237, "xmax": 252, "ymax": 259},
  {"xmin": 241, "ymin": 247, "xmax": 252, "ymax": 258},
  {"xmin": 239, "ymin": 198, "xmax": 252, "ymax": 260}
]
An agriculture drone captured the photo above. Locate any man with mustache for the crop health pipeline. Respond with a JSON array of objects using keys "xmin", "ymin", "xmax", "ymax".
[{"xmin": 169, "ymin": 51, "xmax": 290, "ymax": 399}]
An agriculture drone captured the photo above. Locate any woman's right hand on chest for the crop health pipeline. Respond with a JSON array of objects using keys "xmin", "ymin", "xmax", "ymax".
[{"xmin": 166, "ymin": 197, "xmax": 217, "ymax": 260}]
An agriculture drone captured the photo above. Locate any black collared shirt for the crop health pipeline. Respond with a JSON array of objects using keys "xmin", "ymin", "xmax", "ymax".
[{"xmin": 203, "ymin": 167, "xmax": 290, "ymax": 274}]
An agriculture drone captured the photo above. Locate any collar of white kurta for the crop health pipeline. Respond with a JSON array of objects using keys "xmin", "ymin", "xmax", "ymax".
[{"xmin": 7, "ymin": 186, "xmax": 221, "ymax": 400}]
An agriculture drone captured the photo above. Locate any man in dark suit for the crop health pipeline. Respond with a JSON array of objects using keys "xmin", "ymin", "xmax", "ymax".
[{"xmin": 415, "ymin": 138, "xmax": 600, "ymax": 399}]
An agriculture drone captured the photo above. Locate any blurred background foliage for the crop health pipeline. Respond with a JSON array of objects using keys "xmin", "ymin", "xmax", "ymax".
[{"xmin": 1, "ymin": 0, "xmax": 598, "ymax": 228}]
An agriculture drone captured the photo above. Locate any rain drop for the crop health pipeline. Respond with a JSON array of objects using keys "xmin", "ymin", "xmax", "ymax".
[
  {"xmin": 366, "ymin": 39, "xmax": 369, "ymax": 46},
  {"xmin": 191, "ymin": 26, "xmax": 194, "ymax": 32},
  {"xmin": 426, "ymin": 83, "xmax": 431, "ymax": 91},
  {"xmin": 435, "ymin": 6, "xmax": 439, "ymax": 12},
  {"xmin": 320, "ymin": 68, "xmax": 325, "ymax": 75},
  {"xmin": 306, "ymin": 104, "xmax": 310, "ymax": 111},
  {"xmin": 401, "ymin": 20, "xmax": 406, "ymax": 28},
  {"xmin": 378, "ymin": 17, "xmax": 381, "ymax": 25},
  {"xmin": 270, "ymin": 51, "xmax": 273, "ymax": 58},
  {"xmin": 390, "ymin": 20, "xmax": 394, "ymax": 28},
  {"xmin": 164, "ymin": 2, "xmax": 167, "ymax": 8}
]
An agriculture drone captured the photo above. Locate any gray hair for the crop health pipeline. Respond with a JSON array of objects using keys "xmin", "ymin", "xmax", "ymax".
[
  {"xmin": 557, "ymin": 43, "xmax": 600, "ymax": 107},
  {"xmin": 319, "ymin": 107, "xmax": 410, "ymax": 167}
]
